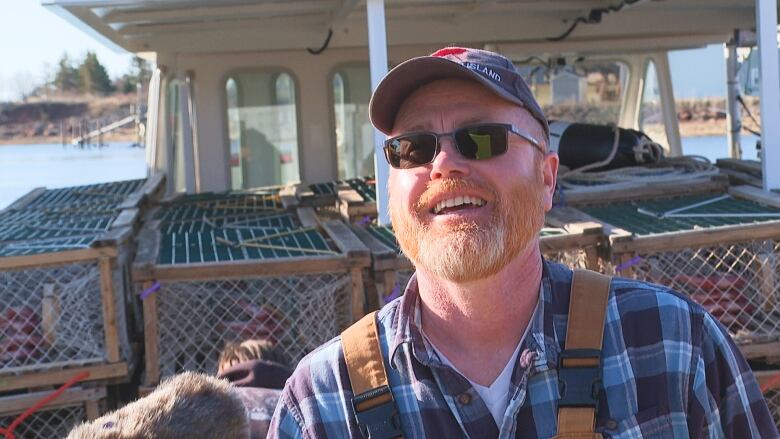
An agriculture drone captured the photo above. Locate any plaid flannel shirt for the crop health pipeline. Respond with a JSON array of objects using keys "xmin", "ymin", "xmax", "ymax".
[{"xmin": 269, "ymin": 260, "xmax": 778, "ymax": 438}]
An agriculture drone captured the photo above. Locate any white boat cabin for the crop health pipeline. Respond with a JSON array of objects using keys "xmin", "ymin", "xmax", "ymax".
[{"xmin": 45, "ymin": 0, "xmax": 780, "ymax": 211}]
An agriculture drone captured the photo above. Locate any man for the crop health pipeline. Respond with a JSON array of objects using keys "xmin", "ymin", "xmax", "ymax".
[{"xmin": 269, "ymin": 47, "xmax": 777, "ymax": 438}]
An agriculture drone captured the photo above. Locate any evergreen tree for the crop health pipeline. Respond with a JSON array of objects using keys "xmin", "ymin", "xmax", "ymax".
[
  {"xmin": 53, "ymin": 54, "xmax": 80, "ymax": 92},
  {"xmin": 117, "ymin": 56, "xmax": 153, "ymax": 93},
  {"xmin": 79, "ymin": 52, "xmax": 115, "ymax": 94}
]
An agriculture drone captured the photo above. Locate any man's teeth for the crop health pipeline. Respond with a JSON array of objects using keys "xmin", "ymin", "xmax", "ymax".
[{"xmin": 433, "ymin": 196, "xmax": 486, "ymax": 214}]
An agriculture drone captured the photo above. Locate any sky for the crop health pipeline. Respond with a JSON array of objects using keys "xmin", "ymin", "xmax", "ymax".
[
  {"xmin": 0, "ymin": 1, "xmax": 133, "ymax": 101},
  {"xmin": 0, "ymin": 1, "xmax": 728, "ymax": 102}
]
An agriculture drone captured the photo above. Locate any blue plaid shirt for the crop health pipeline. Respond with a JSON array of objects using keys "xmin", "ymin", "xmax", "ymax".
[{"xmin": 269, "ymin": 261, "xmax": 778, "ymax": 438}]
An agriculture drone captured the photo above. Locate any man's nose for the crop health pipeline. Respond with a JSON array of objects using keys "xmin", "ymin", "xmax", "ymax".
[{"xmin": 429, "ymin": 136, "xmax": 470, "ymax": 180}]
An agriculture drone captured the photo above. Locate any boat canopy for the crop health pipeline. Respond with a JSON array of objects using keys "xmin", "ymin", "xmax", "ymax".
[
  {"xmin": 44, "ymin": 0, "xmax": 762, "ymax": 55},
  {"xmin": 43, "ymin": 0, "xmax": 780, "ymax": 223}
]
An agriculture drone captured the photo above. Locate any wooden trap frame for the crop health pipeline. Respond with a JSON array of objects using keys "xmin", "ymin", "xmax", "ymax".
[
  {"xmin": 133, "ymin": 191, "xmax": 370, "ymax": 387},
  {"xmin": 0, "ymin": 386, "xmax": 106, "ymax": 439},
  {"xmin": 562, "ymin": 182, "xmax": 780, "ymax": 362},
  {"xmin": 0, "ymin": 177, "xmax": 164, "ymax": 393}
]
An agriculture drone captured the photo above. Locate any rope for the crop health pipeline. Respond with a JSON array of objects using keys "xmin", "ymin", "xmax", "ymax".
[
  {"xmin": 0, "ymin": 371, "xmax": 90, "ymax": 439},
  {"xmin": 558, "ymin": 155, "xmax": 719, "ymax": 192},
  {"xmin": 761, "ymin": 371, "xmax": 780, "ymax": 393},
  {"xmin": 215, "ymin": 228, "xmax": 338, "ymax": 255}
]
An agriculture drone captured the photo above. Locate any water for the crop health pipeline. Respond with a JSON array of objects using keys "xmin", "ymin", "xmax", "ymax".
[
  {"xmin": 682, "ymin": 133, "xmax": 760, "ymax": 162},
  {"xmin": 0, "ymin": 135, "xmax": 766, "ymax": 210},
  {"xmin": 0, "ymin": 142, "xmax": 147, "ymax": 209}
]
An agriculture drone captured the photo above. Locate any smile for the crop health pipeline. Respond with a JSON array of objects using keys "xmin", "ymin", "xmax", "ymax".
[{"xmin": 431, "ymin": 195, "xmax": 487, "ymax": 215}]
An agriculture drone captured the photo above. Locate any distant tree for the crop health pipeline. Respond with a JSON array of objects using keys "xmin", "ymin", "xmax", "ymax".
[
  {"xmin": 79, "ymin": 52, "xmax": 115, "ymax": 95},
  {"xmin": 53, "ymin": 54, "xmax": 80, "ymax": 92},
  {"xmin": 116, "ymin": 56, "xmax": 153, "ymax": 93}
]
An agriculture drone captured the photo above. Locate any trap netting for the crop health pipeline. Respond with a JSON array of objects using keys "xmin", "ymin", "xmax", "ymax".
[
  {"xmin": 0, "ymin": 260, "xmax": 130, "ymax": 372},
  {"xmin": 766, "ymin": 389, "xmax": 780, "ymax": 430},
  {"xmin": 0, "ymin": 405, "xmax": 85, "ymax": 439},
  {"xmin": 153, "ymin": 272, "xmax": 352, "ymax": 376},
  {"xmin": 613, "ymin": 239, "xmax": 780, "ymax": 341}
]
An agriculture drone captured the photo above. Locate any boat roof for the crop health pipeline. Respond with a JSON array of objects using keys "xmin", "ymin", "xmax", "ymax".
[{"xmin": 44, "ymin": 0, "xmax": 762, "ymax": 56}]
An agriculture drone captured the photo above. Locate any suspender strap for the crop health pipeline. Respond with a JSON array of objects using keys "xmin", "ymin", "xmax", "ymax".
[
  {"xmin": 342, "ymin": 311, "xmax": 403, "ymax": 439},
  {"xmin": 555, "ymin": 269, "xmax": 612, "ymax": 439}
]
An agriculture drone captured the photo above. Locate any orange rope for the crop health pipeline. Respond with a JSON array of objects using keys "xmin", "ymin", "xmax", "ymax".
[
  {"xmin": 0, "ymin": 371, "xmax": 90, "ymax": 439},
  {"xmin": 761, "ymin": 371, "xmax": 780, "ymax": 394}
]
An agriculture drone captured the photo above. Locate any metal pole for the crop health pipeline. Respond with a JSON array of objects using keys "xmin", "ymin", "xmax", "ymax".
[
  {"xmin": 367, "ymin": 0, "xmax": 390, "ymax": 225},
  {"xmin": 756, "ymin": 0, "xmax": 780, "ymax": 190},
  {"xmin": 725, "ymin": 41, "xmax": 742, "ymax": 159},
  {"xmin": 652, "ymin": 52, "xmax": 682, "ymax": 156}
]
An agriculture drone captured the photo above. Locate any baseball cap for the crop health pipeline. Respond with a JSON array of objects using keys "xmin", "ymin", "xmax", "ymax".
[{"xmin": 369, "ymin": 47, "xmax": 549, "ymax": 143}]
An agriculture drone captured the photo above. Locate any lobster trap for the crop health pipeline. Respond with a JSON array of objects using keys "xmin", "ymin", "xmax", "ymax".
[
  {"xmin": 0, "ymin": 386, "xmax": 105, "ymax": 439},
  {"xmin": 289, "ymin": 177, "xmax": 377, "ymax": 221},
  {"xmin": 0, "ymin": 177, "xmax": 164, "ymax": 393},
  {"xmin": 576, "ymin": 186, "xmax": 780, "ymax": 361},
  {"xmin": 134, "ymin": 191, "xmax": 370, "ymax": 386}
]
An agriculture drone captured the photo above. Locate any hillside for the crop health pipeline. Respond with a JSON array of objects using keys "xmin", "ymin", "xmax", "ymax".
[{"xmin": 0, "ymin": 93, "xmax": 141, "ymax": 145}]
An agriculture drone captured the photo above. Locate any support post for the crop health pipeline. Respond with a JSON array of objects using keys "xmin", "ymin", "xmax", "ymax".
[
  {"xmin": 367, "ymin": 0, "xmax": 390, "ymax": 225},
  {"xmin": 178, "ymin": 76, "xmax": 197, "ymax": 194},
  {"xmin": 726, "ymin": 41, "xmax": 742, "ymax": 159},
  {"xmin": 98, "ymin": 257, "xmax": 120, "ymax": 363},
  {"xmin": 756, "ymin": 0, "xmax": 780, "ymax": 190},
  {"xmin": 652, "ymin": 52, "xmax": 682, "ymax": 157}
]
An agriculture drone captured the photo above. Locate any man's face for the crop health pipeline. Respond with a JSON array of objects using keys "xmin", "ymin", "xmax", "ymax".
[{"xmin": 387, "ymin": 78, "xmax": 558, "ymax": 283}]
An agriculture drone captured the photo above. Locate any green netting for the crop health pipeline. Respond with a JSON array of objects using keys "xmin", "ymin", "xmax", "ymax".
[
  {"xmin": 163, "ymin": 191, "xmax": 282, "ymax": 209},
  {"xmin": 580, "ymin": 194, "xmax": 780, "ymax": 236},
  {"xmin": 24, "ymin": 179, "xmax": 145, "ymax": 209},
  {"xmin": 155, "ymin": 204, "xmax": 285, "ymax": 223},
  {"xmin": 157, "ymin": 227, "xmax": 336, "ymax": 265},
  {"xmin": 367, "ymin": 225, "xmax": 400, "ymax": 253},
  {"xmin": 0, "ymin": 217, "xmax": 114, "ymax": 242},
  {"xmin": 345, "ymin": 177, "xmax": 376, "ymax": 202},
  {"xmin": 0, "ymin": 236, "xmax": 95, "ymax": 257},
  {"xmin": 308, "ymin": 182, "xmax": 337, "ymax": 196},
  {"xmin": 160, "ymin": 213, "xmax": 298, "ymax": 234}
]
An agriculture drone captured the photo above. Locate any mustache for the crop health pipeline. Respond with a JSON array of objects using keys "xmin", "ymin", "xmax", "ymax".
[{"xmin": 414, "ymin": 178, "xmax": 497, "ymax": 213}]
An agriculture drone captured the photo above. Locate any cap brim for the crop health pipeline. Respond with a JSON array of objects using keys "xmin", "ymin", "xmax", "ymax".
[{"xmin": 369, "ymin": 56, "xmax": 527, "ymax": 135}]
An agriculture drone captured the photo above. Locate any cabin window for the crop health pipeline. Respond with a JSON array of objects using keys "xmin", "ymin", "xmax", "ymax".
[
  {"xmin": 638, "ymin": 60, "xmax": 668, "ymax": 147},
  {"xmin": 167, "ymin": 80, "xmax": 186, "ymax": 193},
  {"xmin": 226, "ymin": 70, "xmax": 301, "ymax": 190},
  {"xmin": 515, "ymin": 60, "xmax": 628, "ymax": 125},
  {"xmin": 331, "ymin": 65, "xmax": 373, "ymax": 179}
]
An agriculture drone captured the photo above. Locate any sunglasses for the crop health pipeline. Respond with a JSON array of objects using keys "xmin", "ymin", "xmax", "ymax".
[{"xmin": 383, "ymin": 123, "xmax": 544, "ymax": 169}]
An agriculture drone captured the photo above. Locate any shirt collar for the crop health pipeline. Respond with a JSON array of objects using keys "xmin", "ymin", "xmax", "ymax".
[{"xmin": 389, "ymin": 259, "xmax": 563, "ymax": 374}]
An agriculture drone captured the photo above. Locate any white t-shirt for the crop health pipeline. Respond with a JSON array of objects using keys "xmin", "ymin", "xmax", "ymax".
[{"xmin": 426, "ymin": 314, "xmax": 534, "ymax": 427}]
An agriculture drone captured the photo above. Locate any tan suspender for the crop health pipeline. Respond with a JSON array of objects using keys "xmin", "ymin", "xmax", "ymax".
[
  {"xmin": 342, "ymin": 312, "xmax": 403, "ymax": 439},
  {"xmin": 342, "ymin": 269, "xmax": 612, "ymax": 439},
  {"xmin": 553, "ymin": 269, "xmax": 612, "ymax": 439}
]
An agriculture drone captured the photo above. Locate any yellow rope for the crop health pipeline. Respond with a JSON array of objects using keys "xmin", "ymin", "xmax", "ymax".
[{"xmin": 215, "ymin": 236, "xmax": 336, "ymax": 255}]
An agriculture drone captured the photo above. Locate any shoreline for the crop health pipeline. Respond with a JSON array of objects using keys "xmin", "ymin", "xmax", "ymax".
[
  {"xmin": 0, "ymin": 132, "xmax": 138, "ymax": 146},
  {"xmin": 0, "ymin": 121, "xmax": 751, "ymax": 146}
]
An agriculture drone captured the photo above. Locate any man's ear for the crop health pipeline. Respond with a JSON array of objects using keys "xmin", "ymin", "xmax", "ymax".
[{"xmin": 541, "ymin": 152, "xmax": 559, "ymax": 212}]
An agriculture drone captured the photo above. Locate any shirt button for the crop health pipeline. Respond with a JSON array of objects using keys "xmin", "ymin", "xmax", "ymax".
[
  {"xmin": 605, "ymin": 419, "xmax": 618, "ymax": 430},
  {"xmin": 457, "ymin": 393, "xmax": 472, "ymax": 405}
]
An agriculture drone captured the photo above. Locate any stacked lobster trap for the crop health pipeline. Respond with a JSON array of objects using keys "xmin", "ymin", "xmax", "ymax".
[
  {"xmin": 133, "ymin": 188, "xmax": 371, "ymax": 388},
  {"xmin": 348, "ymin": 217, "xmax": 603, "ymax": 310},
  {"xmin": 292, "ymin": 176, "xmax": 377, "ymax": 221},
  {"xmin": 566, "ymin": 182, "xmax": 780, "ymax": 362},
  {"xmin": 0, "ymin": 386, "xmax": 106, "ymax": 439},
  {"xmin": 0, "ymin": 176, "xmax": 164, "ymax": 393}
]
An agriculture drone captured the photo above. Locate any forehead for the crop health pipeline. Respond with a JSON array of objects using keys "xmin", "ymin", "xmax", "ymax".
[{"xmin": 391, "ymin": 78, "xmax": 521, "ymax": 133}]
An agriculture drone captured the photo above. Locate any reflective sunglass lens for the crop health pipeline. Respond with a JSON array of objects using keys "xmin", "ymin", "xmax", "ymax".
[
  {"xmin": 386, "ymin": 134, "xmax": 437, "ymax": 169},
  {"xmin": 454, "ymin": 125, "xmax": 508, "ymax": 160}
]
